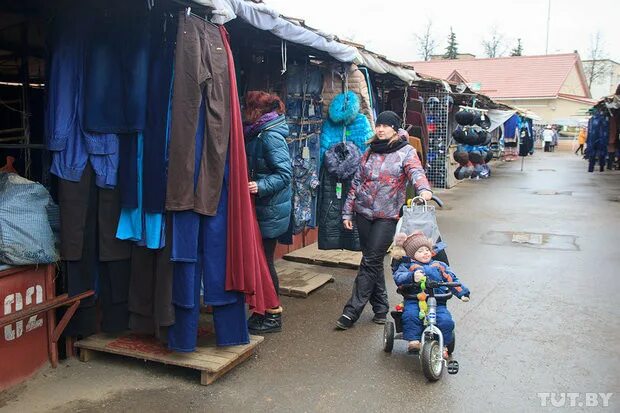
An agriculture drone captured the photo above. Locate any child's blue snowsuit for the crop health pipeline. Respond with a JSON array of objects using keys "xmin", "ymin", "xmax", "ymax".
[{"xmin": 393, "ymin": 258, "xmax": 470, "ymax": 344}]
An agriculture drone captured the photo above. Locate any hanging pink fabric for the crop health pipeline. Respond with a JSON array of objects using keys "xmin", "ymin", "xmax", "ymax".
[{"xmin": 220, "ymin": 25, "xmax": 279, "ymax": 315}]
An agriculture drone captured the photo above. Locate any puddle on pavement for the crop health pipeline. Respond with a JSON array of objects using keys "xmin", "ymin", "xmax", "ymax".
[
  {"xmin": 533, "ymin": 190, "xmax": 573, "ymax": 196},
  {"xmin": 481, "ymin": 231, "xmax": 579, "ymax": 251}
]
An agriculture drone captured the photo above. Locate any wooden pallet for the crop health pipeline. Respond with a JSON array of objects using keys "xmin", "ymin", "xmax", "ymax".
[
  {"xmin": 75, "ymin": 331, "xmax": 263, "ymax": 386},
  {"xmin": 275, "ymin": 261, "xmax": 334, "ymax": 298},
  {"xmin": 283, "ymin": 242, "xmax": 361, "ymax": 270}
]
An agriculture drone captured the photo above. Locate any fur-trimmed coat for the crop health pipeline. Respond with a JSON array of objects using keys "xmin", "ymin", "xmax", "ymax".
[
  {"xmin": 319, "ymin": 91, "xmax": 372, "ymax": 164},
  {"xmin": 321, "ymin": 63, "xmax": 374, "ymax": 125}
]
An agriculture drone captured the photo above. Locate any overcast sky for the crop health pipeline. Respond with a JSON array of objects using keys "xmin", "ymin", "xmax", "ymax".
[{"xmin": 264, "ymin": 0, "xmax": 619, "ymax": 63}]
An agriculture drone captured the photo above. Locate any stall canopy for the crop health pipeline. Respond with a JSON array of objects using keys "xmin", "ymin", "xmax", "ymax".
[{"xmin": 193, "ymin": 0, "xmax": 420, "ymax": 83}]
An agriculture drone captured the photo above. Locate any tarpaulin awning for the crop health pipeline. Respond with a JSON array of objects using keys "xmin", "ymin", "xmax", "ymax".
[{"xmin": 195, "ymin": 0, "xmax": 419, "ymax": 83}]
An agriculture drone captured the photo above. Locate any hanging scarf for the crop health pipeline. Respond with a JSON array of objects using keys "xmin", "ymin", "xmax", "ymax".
[
  {"xmin": 243, "ymin": 111, "xmax": 279, "ymax": 140},
  {"xmin": 220, "ymin": 26, "xmax": 279, "ymax": 315},
  {"xmin": 369, "ymin": 136, "xmax": 408, "ymax": 154}
]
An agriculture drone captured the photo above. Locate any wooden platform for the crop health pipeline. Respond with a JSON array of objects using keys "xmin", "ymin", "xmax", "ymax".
[
  {"xmin": 275, "ymin": 261, "xmax": 334, "ymax": 298},
  {"xmin": 283, "ymin": 242, "xmax": 361, "ymax": 270},
  {"xmin": 75, "ymin": 331, "xmax": 263, "ymax": 386}
]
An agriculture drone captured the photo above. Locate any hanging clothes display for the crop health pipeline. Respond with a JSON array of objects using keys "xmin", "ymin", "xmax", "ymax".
[
  {"xmin": 58, "ymin": 164, "xmax": 132, "ymax": 336},
  {"xmin": 318, "ymin": 142, "xmax": 362, "ymax": 251},
  {"xmin": 586, "ymin": 110, "xmax": 609, "ymax": 173},
  {"xmin": 502, "ymin": 114, "xmax": 519, "ymax": 160},
  {"xmin": 320, "ymin": 91, "xmax": 372, "ymax": 163},
  {"xmin": 285, "ymin": 62, "xmax": 323, "ymax": 235},
  {"xmin": 321, "ymin": 63, "xmax": 374, "ymax": 125},
  {"xmin": 165, "ymin": 13, "xmax": 231, "ymax": 216},
  {"xmin": 220, "ymin": 25, "xmax": 280, "ymax": 315},
  {"xmin": 128, "ymin": 221, "xmax": 174, "ymax": 339},
  {"xmin": 387, "ymin": 87, "xmax": 429, "ymax": 164},
  {"xmin": 81, "ymin": 0, "xmax": 150, "ymax": 134},
  {"xmin": 46, "ymin": 7, "xmax": 120, "ymax": 189}
]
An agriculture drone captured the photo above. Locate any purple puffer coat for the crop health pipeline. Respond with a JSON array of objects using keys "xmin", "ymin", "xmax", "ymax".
[{"xmin": 342, "ymin": 143, "xmax": 431, "ymax": 221}]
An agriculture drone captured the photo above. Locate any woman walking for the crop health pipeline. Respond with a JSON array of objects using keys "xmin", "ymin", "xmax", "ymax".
[
  {"xmin": 336, "ymin": 111, "xmax": 433, "ymax": 330},
  {"xmin": 243, "ymin": 91, "xmax": 292, "ymax": 333}
]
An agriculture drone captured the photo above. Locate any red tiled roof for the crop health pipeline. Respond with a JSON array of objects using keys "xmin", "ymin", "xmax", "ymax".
[{"xmin": 408, "ymin": 53, "xmax": 590, "ymax": 99}]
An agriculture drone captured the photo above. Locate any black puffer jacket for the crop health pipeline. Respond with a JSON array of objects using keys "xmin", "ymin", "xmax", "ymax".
[{"xmin": 318, "ymin": 142, "xmax": 361, "ymax": 251}]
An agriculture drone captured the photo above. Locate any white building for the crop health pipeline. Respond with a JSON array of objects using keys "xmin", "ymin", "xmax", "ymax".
[{"xmin": 582, "ymin": 59, "xmax": 620, "ymax": 100}]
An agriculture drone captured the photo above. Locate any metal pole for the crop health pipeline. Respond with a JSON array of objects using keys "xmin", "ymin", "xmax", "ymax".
[
  {"xmin": 545, "ymin": 0, "xmax": 551, "ymax": 55},
  {"xmin": 20, "ymin": 22, "xmax": 31, "ymax": 179}
]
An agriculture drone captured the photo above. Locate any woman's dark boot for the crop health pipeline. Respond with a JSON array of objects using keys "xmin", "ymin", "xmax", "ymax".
[
  {"xmin": 248, "ymin": 307, "xmax": 282, "ymax": 334},
  {"xmin": 247, "ymin": 313, "xmax": 265, "ymax": 330}
]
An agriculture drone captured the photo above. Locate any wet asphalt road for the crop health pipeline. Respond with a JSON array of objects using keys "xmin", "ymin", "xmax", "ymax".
[{"xmin": 2, "ymin": 149, "xmax": 619, "ymax": 412}]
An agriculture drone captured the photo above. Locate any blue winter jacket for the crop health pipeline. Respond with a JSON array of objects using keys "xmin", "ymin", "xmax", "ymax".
[
  {"xmin": 393, "ymin": 258, "xmax": 470, "ymax": 301},
  {"xmin": 245, "ymin": 115, "xmax": 293, "ymax": 239}
]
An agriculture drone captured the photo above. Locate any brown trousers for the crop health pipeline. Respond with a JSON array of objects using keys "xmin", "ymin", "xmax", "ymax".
[
  {"xmin": 166, "ymin": 13, "xmax": 230, "ymax": 216},
  {"xmin": 58, "ymin": 163, "xmax": 131, "ymax": 262}
]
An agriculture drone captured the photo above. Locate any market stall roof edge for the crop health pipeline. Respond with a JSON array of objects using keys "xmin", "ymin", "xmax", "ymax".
[{"xmin": 191, "ymin": 0, "xmax": 421, "ymax": 83}]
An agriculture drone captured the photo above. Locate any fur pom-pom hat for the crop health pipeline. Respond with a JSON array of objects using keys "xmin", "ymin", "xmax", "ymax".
[{"xmin": 394, "ymin": 231, "xmax": 433, "ymax": 258}]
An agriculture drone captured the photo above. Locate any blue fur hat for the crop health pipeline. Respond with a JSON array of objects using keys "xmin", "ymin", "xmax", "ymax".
[{"xmin": 329, "ymin": 91, "xmax": 361, "ymax": 125}]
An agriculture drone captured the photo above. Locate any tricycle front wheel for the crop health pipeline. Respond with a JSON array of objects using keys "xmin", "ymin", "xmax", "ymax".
[{"xmin": 421, "ymin": 340, "xmax": 444, "ymax": 381}]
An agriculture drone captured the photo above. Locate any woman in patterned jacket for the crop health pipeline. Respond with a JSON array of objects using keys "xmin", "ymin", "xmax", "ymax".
[{"xmin": 336, "ymin": 111, "xmax": 432, "ymax": 330}]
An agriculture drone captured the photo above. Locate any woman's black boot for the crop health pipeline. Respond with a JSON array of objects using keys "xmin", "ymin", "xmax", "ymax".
[{"xmin": 248, "ymin": 312, "xmax": 282, "ymax": 334}]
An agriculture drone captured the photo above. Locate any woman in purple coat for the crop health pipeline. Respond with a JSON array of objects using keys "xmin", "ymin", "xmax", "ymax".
[{"xmin": 336, "ymin": 111, "xmax": 433, "ymax": 330}]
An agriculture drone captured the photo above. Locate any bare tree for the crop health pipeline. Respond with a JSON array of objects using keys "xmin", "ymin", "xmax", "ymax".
[
  {"xmin": 584, "ymin": 31, "xmax": 608, "ymax": 88},
  {"xmin": 414, "ymin": 20, "xmax": 437, "ymax": 61},
  {"xmin": 482, "ymin": 27, "xmax": 506, "ymax": 58}
]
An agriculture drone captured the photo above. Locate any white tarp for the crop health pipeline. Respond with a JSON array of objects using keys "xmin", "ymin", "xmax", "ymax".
[
  {"xmin": 195, "ymin": 0, "xmax": 418, "ymax": 82},
  {"xmin": 354, "ymin": 51, "xmax": 419, "ymax": 83},
  {"xmin": 201, "ymin": 0, "xmax": 360, "ymax": 63},
  {"xmin": 486, "ymin": 109, "xmax": 517, "ymax": 132}
]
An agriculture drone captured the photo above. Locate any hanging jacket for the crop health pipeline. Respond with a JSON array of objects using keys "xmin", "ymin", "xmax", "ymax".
[
  {"xmin": 245, "ymin": 115, "xmax": 293, "ymax": 239},
  {"xmin": 586, "ymin": 113, "xmax": 609, "ymax": 156},
  {"xmin": 319, "ymin": 91, "xmax": 372, "ymax": 164},
  {"xmin": 318, "ymin": 142, "xmax": 362, "ymax": 251},
  {"xmin": 291, "ymin": 155, "xmax": 320, "ymax": 234},
  {"xmin": 321, "ymin": 63, "xmax": 374, "ymax": 125},
  {"xmin": 342, "ymin": 141, "xmax": 431, "ymax": 221}
]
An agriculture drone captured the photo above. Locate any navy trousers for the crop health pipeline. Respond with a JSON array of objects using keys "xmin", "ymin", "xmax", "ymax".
[
  {"xmin": 401, "ymin": 301, "xmax": 455, "ymax": 344},
  {"xmin": 167, "ymin": 162, "xmax": 248, "ymax": 351}
]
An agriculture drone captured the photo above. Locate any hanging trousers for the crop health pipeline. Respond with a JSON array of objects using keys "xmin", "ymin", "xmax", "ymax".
[
  {"xmin": 168, "ymin": 161, "xmax": 249, "ymax": 352},
  {"xmin": 128, "ymin": 214, "xmax": 175, "ymax": 339},
  {"xmin": 342, "ymin": 215, "xmax": 396, "ymax": 322},
  {"xmin": 59, "ymin": 163, "xmax": 132, "ymax": 336},
  {"xmin": 166, "ymin": 13, "xmax": 230, "ymax": 216},
  {"xmin": 588, "ymin": 152, "xmax": 606, "ymax": 172}
]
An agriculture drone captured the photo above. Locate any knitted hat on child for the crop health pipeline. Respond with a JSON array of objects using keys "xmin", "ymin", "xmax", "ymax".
[{"xmin": 395, "ymin": 231, "xmax": 433, "ymax": 258}]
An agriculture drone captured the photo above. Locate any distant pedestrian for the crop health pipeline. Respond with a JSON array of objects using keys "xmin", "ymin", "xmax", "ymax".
[
  {"xmin": 575, "ymin": 127, "xmax": 586, "ymax": 155},
  {"xmin": 542, "ymin": 125, "xmax": 554, "ymax": 152},
  {"xmin": 551, "ymin": 125, "xmax": 559, "ymax": 152}
]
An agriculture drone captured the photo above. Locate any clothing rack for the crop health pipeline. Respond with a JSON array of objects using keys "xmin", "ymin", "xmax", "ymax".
[{"xmin": 458, "ymin": 105, "xmax": 488, "ymax": 113}]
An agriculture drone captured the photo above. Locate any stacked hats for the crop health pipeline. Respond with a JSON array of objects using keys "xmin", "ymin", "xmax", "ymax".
[{"xmin": 452, "ymin": 109, "xmax": 493, "ymax": 181}]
